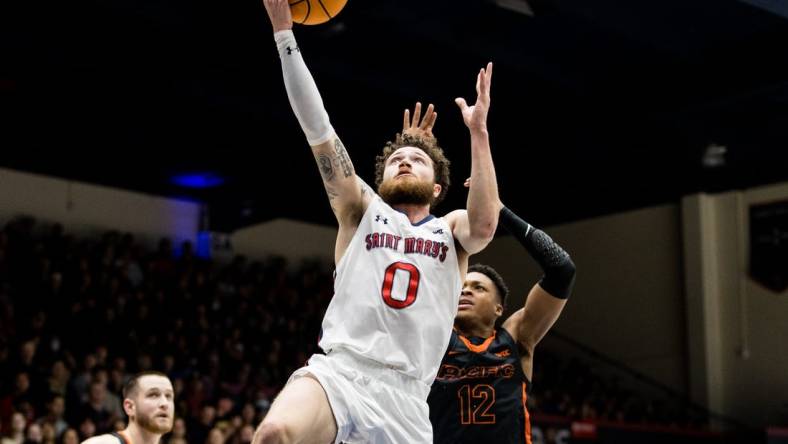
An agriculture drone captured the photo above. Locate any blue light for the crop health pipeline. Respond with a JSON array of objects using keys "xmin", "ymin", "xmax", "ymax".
[
  {"xmin": 196, "ymin": 231, "xmax": 212, "ymax": 259},
  {"xmin": 170, "ymin": 172, "xmax": 225, "ymax": 189}
]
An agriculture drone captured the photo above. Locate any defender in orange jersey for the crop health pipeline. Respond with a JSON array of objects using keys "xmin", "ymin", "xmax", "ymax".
[{"xmin": 429, "ymin": 202, "xmax": 576, "ymax": 444}]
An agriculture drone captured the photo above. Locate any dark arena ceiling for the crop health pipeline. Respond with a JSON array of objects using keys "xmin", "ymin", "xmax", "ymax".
[{"xmin": 2, "ymin": 0, "xmax": 788, "ymax": 231}]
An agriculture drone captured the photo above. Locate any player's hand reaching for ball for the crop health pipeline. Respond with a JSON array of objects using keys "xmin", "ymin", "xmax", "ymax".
[
  {"xmin": 264, "ymin": 0, "xmax": 293, "ymax": 33},
  {"xmin": 455, "ymin": 62, "xmax": 493, "ymax": 133}
]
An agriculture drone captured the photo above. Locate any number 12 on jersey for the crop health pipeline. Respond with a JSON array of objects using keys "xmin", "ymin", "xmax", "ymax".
[{"xmin": 458, "ymin": 384, "xmax": 496, "ymax": 425}]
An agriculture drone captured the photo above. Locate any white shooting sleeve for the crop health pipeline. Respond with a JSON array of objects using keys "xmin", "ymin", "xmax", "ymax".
[{"xmin": 274, "ymin": 30, "xmax": 335, "ymax": 146}]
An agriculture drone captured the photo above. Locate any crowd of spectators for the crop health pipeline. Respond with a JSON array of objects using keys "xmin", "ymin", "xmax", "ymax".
[{"xmin": 0, "ymin": 216, "xmax": 709, "ymax": 444}]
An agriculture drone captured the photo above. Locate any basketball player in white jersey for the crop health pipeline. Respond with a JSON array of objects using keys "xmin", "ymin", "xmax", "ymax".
[
  {"xmin": 255, "ymin": 1, "xmax": 500, "ymax": 443},
  {"xmin": 81, "ymin": 372, "xmax": 174, "ymax": 444}
]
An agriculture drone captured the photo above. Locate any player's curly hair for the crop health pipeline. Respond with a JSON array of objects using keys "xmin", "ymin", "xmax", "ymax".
[
  {"xmin": 468, "ymin": 263, "xmax": 509, "ymax": 309},
  {"xmin": 374, "ymin": 133, "xmax": 451, "ymax": 207}
]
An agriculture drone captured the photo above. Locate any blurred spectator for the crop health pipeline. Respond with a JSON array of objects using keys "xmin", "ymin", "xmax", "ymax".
[
  {"xmin": 77, "ymin": 418, "xmax": 95, "ymax": 441},
  {"xmin": 23, "ymin": 423, "xmax": 41, "ymax": 444},
  {"xmin": 0, "ymin": 372, "xmax": 35, "ymax": 421},
  {"xmin": 1, "ymin": 412, "xmax": 26, "ymax": 444},
  {"xmin": 59, "ymin": 429, "xmax": 78, "ymax": 444},
  {"xmin": 46, "ymin": 363, "xmax": 69, "ymax": 399},
  {"xmin": 166, "ymin": 418, "xmax": 187, "ymax": 444},
  {"xmin": 36, "ymin": 395, "xmax": 67, "ymax": 438},
  {"xmin": 38, "ymin": 423, "xmax": 55, "ymax": 444},
  {"xmin": 74, "ymin": 382, "xmax": 114, "ymax": 434},
  {"xmin": 188, "ymin": 406, "xmax": 215, "ymax": 444},
  {"xmin": 206, "ymin": 428, "xmax": 224, "ymax": 444}
]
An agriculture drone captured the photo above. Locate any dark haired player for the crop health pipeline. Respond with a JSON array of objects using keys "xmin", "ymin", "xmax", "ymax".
[{"xmin": 429, "ymin": 202, "xmax": 576, "ymax": 444}]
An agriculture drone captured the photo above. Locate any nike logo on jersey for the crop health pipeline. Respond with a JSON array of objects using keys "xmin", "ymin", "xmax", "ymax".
[{"xmin": 375, "ymin": 215, "xmax": 388, "ymax": 224}]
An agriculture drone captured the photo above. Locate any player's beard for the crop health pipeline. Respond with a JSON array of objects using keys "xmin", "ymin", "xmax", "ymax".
[
  {"xmin": 379, "ymin": 176, "xmax": 435, "ymax": 207},
  {"xmin": 135, "ymin": 411, "xmax": 173, "ymax": 435}
]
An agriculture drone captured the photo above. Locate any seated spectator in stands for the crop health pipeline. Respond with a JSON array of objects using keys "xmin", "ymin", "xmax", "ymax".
[
  {"xmin": 39, "ymin": 423, "xmax": 56, "ymax": 444},
  {"xmin": 75, "ymin": 382, "xmax": 115, "ymax": 434},
  {"xmin": 2, "ymin": 412, "xmax": 26, "ymax": 444},
  {"xmin": 187, "ymin": 405, "xmax": 215, "ymax": 444},
  {"xmin": 47, "ymin": 363, "xmax": 70, "ymax": 399},
  {"xmin": 23, "ymin": 423, "xmax": 42, "ymax": 444},
  {"xmin": 36, "ymin": 396, "xmax": 67, "ymax": 438},
  {"xmin": 59, "ymin": 429, "xmax": 78, "ymax": 444}
]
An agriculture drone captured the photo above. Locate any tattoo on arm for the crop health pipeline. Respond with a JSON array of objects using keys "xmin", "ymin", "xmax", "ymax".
[
  {"xmin": 325, "ymin": 186, "xmax": 338, "ymax": 201},
  {"xmin": 360, "ymin": 181, "xmax": 372, "ymax": 196},
  {"xmin": 317, "ymin": 154, "xmax": 336, "ymax": 182},
  {"xmin": 334, "ymin": 139, "xmax": 354, "ymax": 178},
  {"xmin": 324, "ymin": 185, "xmax": 339, "ymax": 213},
  {"xmin": 315, "ymin": 139, "xmax": 360, "ymax": 215}
]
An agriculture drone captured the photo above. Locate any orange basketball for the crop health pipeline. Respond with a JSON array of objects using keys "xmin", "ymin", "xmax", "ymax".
[{"xmin": 289, "ymin": 0, "xmax": 348, "ymax": 25}]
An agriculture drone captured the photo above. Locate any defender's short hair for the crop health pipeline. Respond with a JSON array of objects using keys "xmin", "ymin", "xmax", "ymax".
[
  {"xmin": 468, "ymin": 263, "xmax": 509, "ymax": 309},
  {"xmin": 122, "ymin": 371, "xmax": 169, "ymax": 399}
]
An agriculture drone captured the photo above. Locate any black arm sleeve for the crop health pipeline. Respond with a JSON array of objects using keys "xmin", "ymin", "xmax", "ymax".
[{"xmin": 499, "ymin": 206, "xmax": 576, "ymax": 299}]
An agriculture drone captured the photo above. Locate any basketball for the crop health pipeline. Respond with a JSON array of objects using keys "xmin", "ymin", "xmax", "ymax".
[{"xmin": 289, "ymin": 0, "xmax": 348, "ymax": 25}]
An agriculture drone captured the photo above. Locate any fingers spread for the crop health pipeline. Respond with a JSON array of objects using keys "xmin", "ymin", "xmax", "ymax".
[{"xmin": 420, "ymin": 103, "xmax": 435, "ymax": 130}]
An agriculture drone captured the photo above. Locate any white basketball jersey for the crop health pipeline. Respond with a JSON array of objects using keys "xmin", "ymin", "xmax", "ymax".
[{"xmin": 320, "ymin": 195, "xmax": 462, "ymax": 386}]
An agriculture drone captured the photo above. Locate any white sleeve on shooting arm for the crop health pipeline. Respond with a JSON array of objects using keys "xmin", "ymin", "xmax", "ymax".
[{"xmin": 274, "ymin": 30, "xmax": 335, "ymax": 146}]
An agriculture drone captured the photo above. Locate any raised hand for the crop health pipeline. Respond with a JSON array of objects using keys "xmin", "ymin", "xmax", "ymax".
[
  {"xmin": 402, "ymin": 102, "xmax": 437, "ymax": 139},
  {"xmin": 263, "ymin": 0, "xmax": 293, "ymax": 33},
  {"xmin": 455, "ymin": 62, "xmax": 492, "ymax": 132}
]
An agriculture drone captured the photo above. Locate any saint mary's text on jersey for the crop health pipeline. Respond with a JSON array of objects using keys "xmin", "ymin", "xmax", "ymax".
[{"xmin": 365, "ymin": 231, "xmax": 450, "ymax": 262}]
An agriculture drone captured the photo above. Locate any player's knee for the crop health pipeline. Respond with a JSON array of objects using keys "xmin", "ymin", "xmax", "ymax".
[{"xmin": 253, "ymin": 419, "xmax": 293, "ymax": 444}]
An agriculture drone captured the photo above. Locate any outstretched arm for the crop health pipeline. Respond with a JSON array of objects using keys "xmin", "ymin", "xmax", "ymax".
[
  {"xmin": 263, "ymin": 0, "xmax": 368, "ymax": 226},
  {"xmin": 499, "ymin": 205, "xmax": 576, "ymax": 379},
  {"xmin": 446, "ymin": 63, "xmax": 499, "ymax": 255}
]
